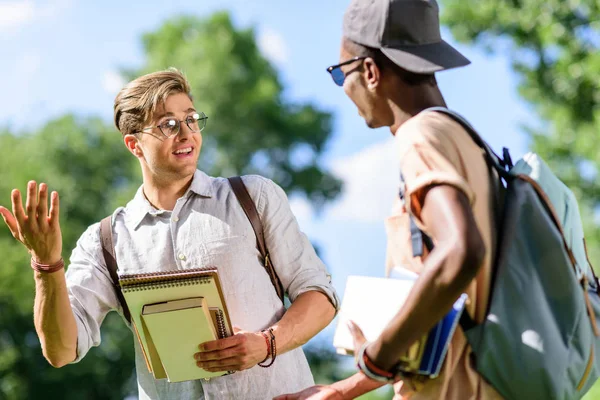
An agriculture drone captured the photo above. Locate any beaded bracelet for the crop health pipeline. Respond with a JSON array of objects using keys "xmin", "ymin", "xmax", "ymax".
[
  {"xmin": 258, "ymin": 328, "xmax": 276, "ymax": 368},
  {"xmin": 31, "ymin": 258, "xmax": 65, "ymax": 274}
]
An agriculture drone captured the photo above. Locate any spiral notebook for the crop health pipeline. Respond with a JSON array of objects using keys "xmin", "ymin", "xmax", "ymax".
[{"xmin": 120, "ymin": 267, "xmax": 232, "ymax": 381}]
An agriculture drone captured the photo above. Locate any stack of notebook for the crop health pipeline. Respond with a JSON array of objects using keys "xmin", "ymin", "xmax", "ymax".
[
  {"xmin": 119, "ymin": 267, "xmax": 232, "ymax": 383},
  {"xmin": 333, "ymin": 275, "xmax": 467, "ymax": 378}
]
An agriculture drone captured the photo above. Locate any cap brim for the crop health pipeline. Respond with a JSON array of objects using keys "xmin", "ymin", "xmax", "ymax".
[{"xmin": 380, "ymin": 40, "xmax": 470, "ymax": 74}]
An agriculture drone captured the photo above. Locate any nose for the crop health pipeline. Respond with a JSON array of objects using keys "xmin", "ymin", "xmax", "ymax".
[{"xmin": 176, "ymin": 122, "xmax": 193, "ymax": 140}]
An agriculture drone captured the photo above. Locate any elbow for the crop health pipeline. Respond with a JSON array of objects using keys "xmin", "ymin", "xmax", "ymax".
[
  {"xmin": 43, "ymin": 347, "xmax": 76, "ymax": 368},
  {"xmin": 453, "ymin": 227, "xmax": 486, "ymax": 283},
  {"xmin": 436, "ymin": 227, "xmax": 486, "ymax": 289},
  {"xmin": 45, "ymin": 354, "xmax": 69, "ymax": 369}
]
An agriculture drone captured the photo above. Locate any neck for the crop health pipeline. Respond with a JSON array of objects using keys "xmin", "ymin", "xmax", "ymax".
[
  {"xmin": 387, "ymin": 83, "xmax": 447, "ymax": 134},
  {"xmin": 141, "ymin": 169, "xmax": 195, "ymax": 211}
]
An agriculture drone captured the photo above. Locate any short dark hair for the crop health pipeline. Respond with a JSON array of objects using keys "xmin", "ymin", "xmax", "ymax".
[{"xmin": 344, "ymin": 38, "xmax": 437, "ymax": 86}]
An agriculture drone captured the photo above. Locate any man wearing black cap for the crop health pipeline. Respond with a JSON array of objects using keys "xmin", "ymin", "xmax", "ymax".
[{"xmin": 276, "ymin": 0, "xmax": 504, "ymax": 399}]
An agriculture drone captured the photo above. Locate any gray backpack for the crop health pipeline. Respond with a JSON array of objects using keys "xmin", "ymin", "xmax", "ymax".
[{"xmin": 406, "ymin": 108, "xmax": 600, "ymax": 399}]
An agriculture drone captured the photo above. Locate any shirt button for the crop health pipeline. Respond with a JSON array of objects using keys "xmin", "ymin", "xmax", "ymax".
[
  {"xmin": 178, "ymin": 254, "xmax": 186, "ymax": 261},
  {"xmin": 172, "ymin": 216, "xmax": 179, "ymax": 222}
]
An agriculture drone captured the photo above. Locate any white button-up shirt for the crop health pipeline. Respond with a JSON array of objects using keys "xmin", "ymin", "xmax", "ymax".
[{"xmin": 65, "ymin": 170, "xmax": 339, "ymax": 400}]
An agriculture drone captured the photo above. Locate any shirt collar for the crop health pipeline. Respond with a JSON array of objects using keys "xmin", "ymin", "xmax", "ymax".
[{"xmin": 126, "ymin": 169, "xmax": 213, "ymax": 229}]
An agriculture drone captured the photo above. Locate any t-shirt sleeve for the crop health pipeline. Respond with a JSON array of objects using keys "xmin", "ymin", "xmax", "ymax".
[{"xmin": 398, "ymin": 113, "xmax": 476, "ymax": 225}]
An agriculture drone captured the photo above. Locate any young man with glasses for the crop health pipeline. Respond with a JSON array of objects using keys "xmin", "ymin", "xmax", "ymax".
[
  {"xmin": 278, "ymin": 0, "xmax": 504, "ymax": 399},
  {"xmin": 0, "ymin": 69, "xmax": 338, "ymax": 400}
]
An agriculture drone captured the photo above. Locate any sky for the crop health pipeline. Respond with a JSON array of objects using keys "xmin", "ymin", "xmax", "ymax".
[{"xmin": 0, "ymin": 0, "xmax": 533, "ymax": 344}]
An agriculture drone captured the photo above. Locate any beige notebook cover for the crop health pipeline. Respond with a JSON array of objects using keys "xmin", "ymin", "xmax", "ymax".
[
  {"xmin": 120, "ymin": 267, "xmax": 232, "ymax": 380},
  {"xmin": 142, "ymin": 297, "xmax": 222, "ymax": 382},
  {"xmin": 333, "ymin": 275, "xmax": 426, "ymax": 369}
]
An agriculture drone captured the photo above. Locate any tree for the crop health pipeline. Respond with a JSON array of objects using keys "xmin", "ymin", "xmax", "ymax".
[
  {"xmin": 125, "ymin": 12, "xmax": 341, "ymax": 207},
  {"xmin": 441, "ymin": 0, "xmax": 600, "ymax": 397},
  {"xmin": 0, "ymin": 11, "xmax": 341, "ymax": 399},
  {"xmin": 441, "ymin": 0, "xmax": 600, "ymax": 260}
]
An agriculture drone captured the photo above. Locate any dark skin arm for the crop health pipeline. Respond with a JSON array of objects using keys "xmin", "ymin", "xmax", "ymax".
[
  {"xmin": 273, "ymin": 184, "xmax": 486, "ymax": 399},
  {"xmin": 367, "ymin": 184, "xmax": 486, "ymax": 369}
]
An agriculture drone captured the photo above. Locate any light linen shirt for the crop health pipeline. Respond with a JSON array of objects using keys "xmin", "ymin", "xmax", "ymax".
[{"xmin": 65, "ymin": 170, "xmax": 339, "ymax": 400}]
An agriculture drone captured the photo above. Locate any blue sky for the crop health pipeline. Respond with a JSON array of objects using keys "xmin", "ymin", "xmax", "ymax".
[{"xmin": 0, "ymin": 0, "xmax": 532, "ymax": 343}]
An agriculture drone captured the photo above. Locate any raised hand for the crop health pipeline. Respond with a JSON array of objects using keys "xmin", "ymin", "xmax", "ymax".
[{"xmin": 0, "ymin": 181, "xmax": 62, "ymax": 264}]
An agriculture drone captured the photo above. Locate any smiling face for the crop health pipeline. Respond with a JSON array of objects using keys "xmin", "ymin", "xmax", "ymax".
[{"xmin": 125, "ymin": 92, "xmax": 203, "ymax": 184}]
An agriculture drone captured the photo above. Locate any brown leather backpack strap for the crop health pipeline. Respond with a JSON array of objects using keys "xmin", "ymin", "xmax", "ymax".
[
  {"xmin": 227, "ymin": 177, "xmax": 285, "ymax": 303},
  {"xmin": 100, "ymin": 216, "xmax": 132, "ymax": 324}
]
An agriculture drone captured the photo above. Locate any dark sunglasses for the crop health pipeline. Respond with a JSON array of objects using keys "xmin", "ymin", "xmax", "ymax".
[{"xmin": 326, "ymin": 56, "xmax": 367, "ymax": 86}]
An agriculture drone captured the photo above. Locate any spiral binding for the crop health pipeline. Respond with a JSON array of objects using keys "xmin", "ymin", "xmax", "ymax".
[
  {"xmin": 214, "ymin": 309, "xmax": 228, "ymax": 338},
  {"xmin": 122, "ymin": 277, "xmax": 211, "ymax": 292},
  {"xmin": 119, "ymin": 267, "xmax": 217, "ymax": 287}
]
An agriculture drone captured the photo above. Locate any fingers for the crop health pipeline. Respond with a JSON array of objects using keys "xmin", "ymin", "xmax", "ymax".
[
  {"xmin": 198, "ymin": 334, "xmax": 245, "ymax": 352},
  {"xmin": 0, "ymin": 206, "xmax": 19, "ymax": 238},
  {"xmin": 11, "ymin": 189, "xmax": 26, "ymax": 228},
  {"xmin": 196, "ymin": 355, "xmax": 244, "ymax": 372},
  {"xmin": 347, "ymin": 320, "xmax": 367, "ymax": 350},
  {"xmin": 37, "ymin": 183, "xmax": 49, "ymax": 229},
  {"xmin": 25, "ymin": 181, "xmax": 38, "ymax": 224},
  {"xmin": 48, "ymin": 191, "xmax": 60, "ymax": 226},
  {"xmin": 195, "ymin": 344, "xmax": 245, "ymax": 362}
]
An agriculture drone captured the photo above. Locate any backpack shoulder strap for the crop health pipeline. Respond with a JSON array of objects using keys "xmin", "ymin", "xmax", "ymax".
[
  {"xmin": 425, "ymin": 107, "xmax": 512, "ymax": 179},
  {"xmin": 227, "ymin": 177, "xmax": 285, "ymax": 303},
  {"xmin": 100, "ymin": 216, "xmax": 132, "ymax": 324}
]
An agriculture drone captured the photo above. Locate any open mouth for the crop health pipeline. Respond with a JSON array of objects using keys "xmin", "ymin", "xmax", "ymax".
[{"xmin": 172, "ymin": 146, "xmax": 193, "ymax": 156}]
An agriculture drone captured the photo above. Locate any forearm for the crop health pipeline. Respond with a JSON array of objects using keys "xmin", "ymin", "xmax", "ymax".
[
  {"xmin": 369, "ymin": 241, "xmax": 480, "ymax": 370},
  {"xmin": 34, "ymin": 269, "xmax": 78, "ymax": 368},
  {"xmin": 331, "ymin": 372, "xmax": 386, "ymax": 399},
  {"xmin": 271, "ymin": 290, "xmax": 335, "ymax": 354}
]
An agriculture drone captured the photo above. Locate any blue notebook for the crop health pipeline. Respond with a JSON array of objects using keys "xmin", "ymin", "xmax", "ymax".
[{"xmin": 415, "ymin": 293, "xmax": 468, "ymax": 378}]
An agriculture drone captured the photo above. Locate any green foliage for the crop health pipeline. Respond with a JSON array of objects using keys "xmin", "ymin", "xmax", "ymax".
[
  {"xmin": 0, "ymin": 11, "xmax": 341, "ymax": 399},
  {"xmin": 441, "ymin": 0, "xmax": 600, "ymax": 397},
  {"xmin": 441, "ymin": 0, "xmax": 600, "ymax": 261},
  {"xmin": 126, "ymin": 12, "xmax": 341, "ymax": 207},
  {"xmin": 0, "ymin": 117, "xmax": 139, "ymax": 399}
]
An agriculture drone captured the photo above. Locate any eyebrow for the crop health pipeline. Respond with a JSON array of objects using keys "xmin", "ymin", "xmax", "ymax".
[{"xmin": 154, "ymin": 108, "xmax": 197, "ymax": 122}]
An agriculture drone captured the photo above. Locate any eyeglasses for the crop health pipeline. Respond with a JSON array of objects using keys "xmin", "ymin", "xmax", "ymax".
[
  {"xmin": 139, "ymin": 112, "xmax": 208, "ymax": 139},
  {"xmin": 326, "ymin": 56, "xmax": 367, "ymax": 86}
]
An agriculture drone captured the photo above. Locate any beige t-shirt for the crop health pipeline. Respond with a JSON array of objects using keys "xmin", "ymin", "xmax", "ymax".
[{"xmin": 385, "ymin": 111, "xmax": 503, "ymax": 400}]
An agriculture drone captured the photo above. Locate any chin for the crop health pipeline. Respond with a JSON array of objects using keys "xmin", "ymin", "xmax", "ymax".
[{"xmin": 365, "ymin": 118, "xmax": 384, "ymax": 129}]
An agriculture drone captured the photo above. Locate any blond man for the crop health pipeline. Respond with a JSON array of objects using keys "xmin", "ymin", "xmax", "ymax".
[{"xmin": 0, "ymin": 69, "xmax": 338, "ymax": 400}]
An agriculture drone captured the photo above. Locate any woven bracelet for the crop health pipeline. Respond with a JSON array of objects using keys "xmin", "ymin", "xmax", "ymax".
[{"xmin": 31, "ymin": 258, "xmax": 65, "ymax": 274}]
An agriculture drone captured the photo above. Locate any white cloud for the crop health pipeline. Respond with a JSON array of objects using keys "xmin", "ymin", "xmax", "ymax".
[
  {"xmin": 102, "ymin": 70, "xmax": 126, "ymax": 95},
  {"xmin": 15, "ymin": 51, "xmax": 41, "ymax": 76},
  {"xmin": 0, "ymin": 0, "xmax": 35, "ymax": 31},
  {"xmin": 257, "ymin": 28, "xmax": 289, "ymax": 65},
  {"xmin": 289, "ymin": 196, "xmax": 313, "ymax": 222},
  {"xmin": 327, "ymin": 138, "xmax": 400, "ymax": 223},
  {"xmin": 0, "ymin": 0, "xmax": 72, "ymax": 33}
]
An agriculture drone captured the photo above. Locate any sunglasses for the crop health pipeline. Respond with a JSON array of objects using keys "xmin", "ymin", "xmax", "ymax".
[{"xmin": 326, "ymin": 56, "xmax": 367, "ymax": 86}]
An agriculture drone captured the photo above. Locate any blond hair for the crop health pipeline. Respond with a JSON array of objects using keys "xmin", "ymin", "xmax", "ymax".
[{"xmin": 113, "ymin": 68, "xmax": 192, "ymax": 136}]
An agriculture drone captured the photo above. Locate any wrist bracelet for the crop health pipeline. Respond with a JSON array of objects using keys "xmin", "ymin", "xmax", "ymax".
[
  {"xmin": 356, "ymin": 342, "xmax": 395, "ymax": 384},
  {"xmin": 258, "ymin": 330, "xmax": 271, "ymax": 364},
  {"xmin": 258, "ymin": 328, "xmax": 276, "ymax": 368},
  {"xmin": 31, "ymin": 258, "xmax": 65, "ymax": 274}
]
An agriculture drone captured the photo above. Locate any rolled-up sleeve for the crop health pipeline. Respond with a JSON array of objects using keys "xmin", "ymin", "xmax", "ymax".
[
  {"xmin": 252, "ymin": 176, "xmax": 339, "ymax": 311},
  {"xmin": 64, "ymin": 222, "xmax": 121, "ymax": 363}
]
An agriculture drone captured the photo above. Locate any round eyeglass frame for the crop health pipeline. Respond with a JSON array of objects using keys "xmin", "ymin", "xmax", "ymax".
[{"xmin": 138, "ymin": 111, "xmax": 208, "ymax": 139}]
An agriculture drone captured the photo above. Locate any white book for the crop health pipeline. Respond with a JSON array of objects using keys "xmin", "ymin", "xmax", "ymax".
[
  {"xmin": 333, "ymin": 275, "xmax": 467, "ymax": 377},
  {"xmin": 333, "ymin": 276, "xmax": 417, "ymax": 355}
]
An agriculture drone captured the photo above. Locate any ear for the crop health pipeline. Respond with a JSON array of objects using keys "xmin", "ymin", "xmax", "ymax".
[
  {"xmin": 124, "ymin": 134, "xmax": 144, "ymax": 158},
  {"xmin": 363, "ymin": 57, "xmax": 381, "ymax": 90}
]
